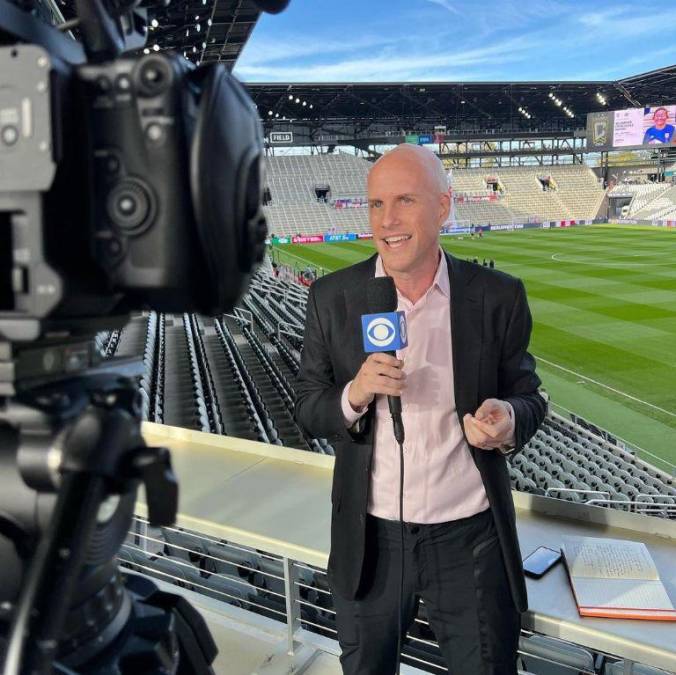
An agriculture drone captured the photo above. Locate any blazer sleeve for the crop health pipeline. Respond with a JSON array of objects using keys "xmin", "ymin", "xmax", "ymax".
[
  {"xmin": 499, "ymin": 279, "xmax": 547, "ymax": 453},
  {"xmin": 294, "ymin": 284, "xmax": 354, "ymax": 443}
]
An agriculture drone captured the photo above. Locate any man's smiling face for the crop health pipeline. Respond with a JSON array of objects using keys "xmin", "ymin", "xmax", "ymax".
[{"xmin": 367, "ymin": 146, "xmax": 449, "ymax": 277}]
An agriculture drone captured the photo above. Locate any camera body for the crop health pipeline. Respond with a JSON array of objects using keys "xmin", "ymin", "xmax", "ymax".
[
  {"xmin": 80, "ymin": 53, "xmax": 203, "ymax": 310},
  {"xmin": 1, "ymin": 44, "xmax": 267, "ymax": 343}
]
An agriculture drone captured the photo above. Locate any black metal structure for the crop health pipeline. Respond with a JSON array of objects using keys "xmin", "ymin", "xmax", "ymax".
[
  {"xmin": 248, "ymin": 66, "xmax": 676, "ymax": 140},
  {"xmin": 58, "ymin": 0, "xmax": 262, "ymax": 68}
]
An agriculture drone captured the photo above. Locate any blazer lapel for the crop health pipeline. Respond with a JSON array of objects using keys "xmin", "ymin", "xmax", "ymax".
[
  {"xmin": 447, "ymin": 253, "xmax": 483, "ymax": 419},
  {"xmin": 342, "ymin": 253, "xmax": 378, "ymax": 378}
]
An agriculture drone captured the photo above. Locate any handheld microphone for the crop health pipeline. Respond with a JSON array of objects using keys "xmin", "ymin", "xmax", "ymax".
[
  {"xmin": 364, "ymin": 277, "xmax": 406, "ymax": 443},
  {"xmin": 365, "ymin": 275, "xmax": 407, "ymax": 675}
]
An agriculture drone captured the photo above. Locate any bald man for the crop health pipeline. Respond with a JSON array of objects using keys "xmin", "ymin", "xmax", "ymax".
[{"xmin": 295, "ymin": 145, "xmax": 545, "ymax": 674}]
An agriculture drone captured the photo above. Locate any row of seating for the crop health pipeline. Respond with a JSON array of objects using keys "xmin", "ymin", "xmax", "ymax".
[
  {"xmin": 263, "ymin": 156, "xmax": 606, "ymax": 235},
  {"xmin": 119, "ymin": 519, "xmax": 670, "ymax": 675},
  {"xmin": 243, "ymin": 269, "xmax": 676, "ymax": 516}
]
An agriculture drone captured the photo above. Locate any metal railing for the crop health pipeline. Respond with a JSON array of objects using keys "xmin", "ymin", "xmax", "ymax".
[{"xmin": 119, "ymin": 517, "xmax": 665, "ymax": 675}]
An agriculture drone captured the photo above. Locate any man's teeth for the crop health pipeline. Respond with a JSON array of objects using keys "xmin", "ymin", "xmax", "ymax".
[{"xmin": 385, "ymin": 235, "xmax": 411, "ymax": 243}]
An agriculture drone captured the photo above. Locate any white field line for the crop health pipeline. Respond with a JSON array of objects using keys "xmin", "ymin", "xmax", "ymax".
[
  {"xmin": 534, "ymin": 354, "xmax": 676, "ymax": 419},
  {"xmin": 550, "ymin": 252, "xmax": 675, "ymax": 267}
]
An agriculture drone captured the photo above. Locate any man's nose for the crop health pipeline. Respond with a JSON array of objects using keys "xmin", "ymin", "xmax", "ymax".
[{"xmin": 381, "ymin": 202, "xmax": 400, "ymax": 228}]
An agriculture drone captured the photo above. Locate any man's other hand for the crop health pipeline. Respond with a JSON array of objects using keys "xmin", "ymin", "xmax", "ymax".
[
  {"xmin": 348, "ymin": 353, "xmax": 406, "ymax": 411},
  {"xmin": 463, "ymin": 398, "xmax": 513, "ymax": 451}
]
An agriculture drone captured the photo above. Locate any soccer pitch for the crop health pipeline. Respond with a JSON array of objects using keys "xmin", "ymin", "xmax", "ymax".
[{"xmin": 272, "ymin": 225, "xmax": 676, "ymax": 470}]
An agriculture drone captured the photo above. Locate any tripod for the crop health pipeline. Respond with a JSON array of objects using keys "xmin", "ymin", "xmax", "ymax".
[{"xmin": 0, "ymin": 339, "xmax": 217, "ymax": 674}]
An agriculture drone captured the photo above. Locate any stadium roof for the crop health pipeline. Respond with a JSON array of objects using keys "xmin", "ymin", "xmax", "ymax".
[
  {"xmin": 246, "ymin": 66, "xmax": 676, "ymax": 135},
  {"xmin": 57, "ymin": 0, "xmax": 261, "ymax": 69}
]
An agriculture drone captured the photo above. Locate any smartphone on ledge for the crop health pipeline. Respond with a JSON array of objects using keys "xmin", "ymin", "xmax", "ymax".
[{"xmin": 523, "ymin": 546, "xmax": 562, "ymax": 578}]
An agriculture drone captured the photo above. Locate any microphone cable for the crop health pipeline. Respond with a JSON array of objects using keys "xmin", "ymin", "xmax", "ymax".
[{"xmin": 394, "ymin": 437, "xmax": 405, "ymax": 675}]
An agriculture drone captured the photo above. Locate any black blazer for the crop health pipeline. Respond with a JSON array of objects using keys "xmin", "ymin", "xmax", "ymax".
[{"xmin": 294, "ymin": 251, "xmax": 546, "ymax": 611}]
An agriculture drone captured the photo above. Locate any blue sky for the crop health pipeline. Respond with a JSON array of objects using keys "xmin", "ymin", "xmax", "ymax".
[{"xmin": 233, "ymin": 0, "xmax": 676, "ymax": 83}]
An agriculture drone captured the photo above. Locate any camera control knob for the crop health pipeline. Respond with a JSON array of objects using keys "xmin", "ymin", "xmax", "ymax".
[
  {"xmin": 136, "ymin": 57, "xmax": 173, "ymax": 97},
  {"xmin": 106, "ymin": 179, "xmax": 156, "ymax": 235},
  {"xmin": 1, "ymin": 125, "xmax": 19, "ymax": 146}
]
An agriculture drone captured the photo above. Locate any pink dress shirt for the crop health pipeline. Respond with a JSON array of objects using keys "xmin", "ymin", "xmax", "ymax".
[{"xmin": 340, "ymin": 251, "xmax": 514, "ymax": 524}]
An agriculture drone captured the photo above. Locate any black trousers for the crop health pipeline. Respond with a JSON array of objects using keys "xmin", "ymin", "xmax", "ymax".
[{"xmin": 331, "ymin": 508, "xmax": 521, "ymax": 675}]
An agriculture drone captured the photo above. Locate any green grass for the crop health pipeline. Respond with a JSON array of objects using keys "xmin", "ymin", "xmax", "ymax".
[{"xmin": 272, "ymin": 225, "xmax": 676, "ymax": 470}]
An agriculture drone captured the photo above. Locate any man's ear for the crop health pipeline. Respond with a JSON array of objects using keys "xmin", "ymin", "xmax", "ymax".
[{"xmin": 438, "ymin": 191, "xmax": 451, "ymax": 225}]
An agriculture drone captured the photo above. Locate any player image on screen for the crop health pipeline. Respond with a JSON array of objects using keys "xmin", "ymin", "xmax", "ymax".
[{"xmin": 643, "ymin": 107, "xmax": 675, "ymax": 144}]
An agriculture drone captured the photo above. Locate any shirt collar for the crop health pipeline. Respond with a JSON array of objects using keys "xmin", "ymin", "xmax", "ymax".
[{"xmin": 375, "ymin": 248, "xmax": 450, "ymax": 300}]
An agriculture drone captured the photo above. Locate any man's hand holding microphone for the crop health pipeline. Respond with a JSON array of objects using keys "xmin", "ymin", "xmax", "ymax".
[{"xmin": 347, "ymin": 354, "xmax": 406, "ymax": 412}]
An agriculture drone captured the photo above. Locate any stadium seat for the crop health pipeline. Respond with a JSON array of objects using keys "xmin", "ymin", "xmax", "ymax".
[{"xmin": 519, "ymin": 634, "xmax": 595, "ymax": 675}]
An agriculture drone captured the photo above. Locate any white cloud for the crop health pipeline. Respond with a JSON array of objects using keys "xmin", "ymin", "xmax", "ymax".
[
  {"xmin": 423, "ymin": 0, "xmax": 462, "ymax": 16},
  {"xmin": 237, "ymin": 33, "xmax": 396, "ymax": 67},
  {"xmin": 235, "ymin": 37, "xmax": 534, "ymax": 82}
]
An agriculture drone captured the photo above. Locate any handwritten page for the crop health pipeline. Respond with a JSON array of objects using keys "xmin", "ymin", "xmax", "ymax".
[
  {"xmin": 562, "ymin": 537, "xmax": 658, "ymax": 580},
  {"xmin": 573, "ymin": 578, "xmax": 674, "ymax": 610}
]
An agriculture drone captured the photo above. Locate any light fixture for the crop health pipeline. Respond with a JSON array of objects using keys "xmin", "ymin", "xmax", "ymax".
[
  {"xmin": 153, "ymin": 44, "xmax": 160, "ymax": 52},
  {"xmin": 196, "ymin": 23, "xmax": 201, "ymax": 31},
  {"xmin": 295, "ymin": 97, "xmax": 300, "ymax": 103},
  {"xmin": 207, "ymin": 18, "xmax": 212, "ymax": 26},
  {"xmin": 193, "ymin": 46, "xmax": 197, "ymax": 53},
  {"xmin": 302, "ymin": 101, "xmax": 307, "ymax": 106},
  {"xmin": 143, "ymin": 47, "xmax": 150, "ymax": 54},
  {"xmin": 151, "ymin": 18, "xmax": 159, "ymax": 28},
  {"xmin": 202, "ymin": 41, "xmax": 206, "ymax": 49},
  {"xmin": 309, "ymin": 104, "xmax": 313, "ymax": 109},
  {"xmin": 288, "ymin": 94, "xmax": 293, "ymax": 100},
  {"xmin": 268, "ymin": 110, "xmax": 273, "ymax": 115}
]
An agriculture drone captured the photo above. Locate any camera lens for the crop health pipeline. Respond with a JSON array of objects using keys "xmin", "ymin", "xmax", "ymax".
[
  {"xmin": 136, "ymin": 56, "xmax": 172, "ymax": 97},
  {"xmin": 106, "ymin": 179, "xmax": 155, "ymax": 235}
]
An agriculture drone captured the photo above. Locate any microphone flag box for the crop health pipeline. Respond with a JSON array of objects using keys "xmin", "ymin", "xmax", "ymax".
[{"xmin": 361, "ymin": 311, "xmax": 408, "ymax": 352}]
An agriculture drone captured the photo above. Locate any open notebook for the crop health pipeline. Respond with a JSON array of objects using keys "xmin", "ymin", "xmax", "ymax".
[{"xmin": 562, "ymin": 536, "xmax": 676, "ymax": 621}]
